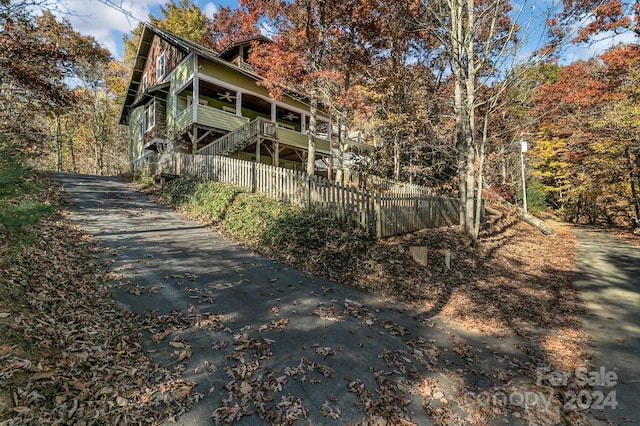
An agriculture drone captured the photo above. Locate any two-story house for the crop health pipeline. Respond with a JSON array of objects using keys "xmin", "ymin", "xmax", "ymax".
[{"xmin": 119, "ymin": 24, "xmax": 339, "ymax": 172}]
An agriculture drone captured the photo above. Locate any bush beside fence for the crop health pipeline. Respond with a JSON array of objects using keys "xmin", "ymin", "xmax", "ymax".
[{"xmin": 136, "ymin": 153, "xmax": 460, "ymax": 238}]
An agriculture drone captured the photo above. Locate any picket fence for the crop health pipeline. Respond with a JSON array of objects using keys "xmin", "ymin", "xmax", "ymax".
[{"xmin": 140, "ymin": 153, "xmax": 459, "ymax": 238}]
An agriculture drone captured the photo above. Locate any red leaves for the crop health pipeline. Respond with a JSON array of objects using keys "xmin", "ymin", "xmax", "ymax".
[
  {"xmin": 574, "ymin": 0, "xmax": 632, "ymax": 42},
  {"xmin": 210, "ymin": 6, "xmax": 262, "ymax": 52}
]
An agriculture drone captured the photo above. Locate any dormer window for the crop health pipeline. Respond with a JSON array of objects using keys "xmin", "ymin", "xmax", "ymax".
[
  {"xmin": 141, "ymin": 73, "xmax": 148, "ymax": 92},
  {"xmin": 156, "ymin": 52, "xmax": 166, "ymax": 80}
]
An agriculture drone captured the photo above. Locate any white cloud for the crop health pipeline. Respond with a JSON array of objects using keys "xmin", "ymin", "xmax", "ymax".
[
  {"xmin": 50, "ymin": 0, "xmax": 166, "ymax": 59},
  {"xmin": 202, "ymin": 2, "xmax": 218, "ymax": 18}
]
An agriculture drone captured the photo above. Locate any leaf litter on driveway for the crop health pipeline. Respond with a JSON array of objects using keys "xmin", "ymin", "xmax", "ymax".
[
  {"xmin": 0, "ymin": 215, "xmax": 199, "ymax": 425},
  {"xmin": 27, "ymin": 173, "xmax": 601, "ymax": 425}
]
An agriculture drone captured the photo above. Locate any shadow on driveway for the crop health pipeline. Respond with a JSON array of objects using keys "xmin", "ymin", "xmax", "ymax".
[{"xmin": 54, "ymin": 172, "xmax": 599, "ymax": 425}]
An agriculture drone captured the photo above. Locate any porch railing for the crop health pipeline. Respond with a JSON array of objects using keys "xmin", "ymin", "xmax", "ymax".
[{"xmin": 196, "ymin": 117, "xmax": 277, "ymax": 156}]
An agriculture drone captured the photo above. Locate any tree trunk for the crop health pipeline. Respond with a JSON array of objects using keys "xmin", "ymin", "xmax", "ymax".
[
  {"xmin": 473, "ymin": 114, "xmax": 491, "ymax": 244},
  {"xmin": 462, "ymin": 0, "xmax": 477, "ymax": 239},
  {"xmin": 68, "ymin": 135, "xmax": 76, "ymax": 173},
  {"xmin": 54, "ymin": 113, "xmax": 63, "ymax": 172},
  {"xmin": 450, "ymin": 0, "xmax": 467, "ymax": 231},
  {"xmin": 306, "ymin": 86, "xmax": 317, "ymax": 176},
  {"xmin": 626, "ymin": 147, "xmax": 640, "ymax": 223}
]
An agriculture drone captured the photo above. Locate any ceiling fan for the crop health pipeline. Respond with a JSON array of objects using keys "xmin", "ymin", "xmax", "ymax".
[
  {"xmin": 217, "ymin": 91, "xmax": 236, "ymax": 102},
  {"xmin": 283, "ymin": 112, "xmax": 298, "ymax": 121}
]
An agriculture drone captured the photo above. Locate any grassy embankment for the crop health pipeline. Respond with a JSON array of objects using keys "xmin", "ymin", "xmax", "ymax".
[{"xmin": 143, "ymin": 176, "xmax": 374, "ymax": 282}]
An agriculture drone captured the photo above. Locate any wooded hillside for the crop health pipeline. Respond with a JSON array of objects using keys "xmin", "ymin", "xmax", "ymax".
[{"xmin": 1, "ymin": 0, "xmax": 638, "ymax": 233}]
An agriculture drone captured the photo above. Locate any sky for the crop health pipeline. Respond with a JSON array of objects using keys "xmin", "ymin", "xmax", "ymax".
[
  {"xmin": 51, "ymin": 0, "xmax": 238, "ymax": 59},
  {"xmin": 50, "ymin": 0, "xmax": 634, "ymax": 64}
]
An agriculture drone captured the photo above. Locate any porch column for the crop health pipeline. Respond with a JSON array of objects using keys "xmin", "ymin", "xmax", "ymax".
[
  {"xmin": 235, "ymin": 91, "xmax": 242, "ymax": 116},
  {"xmin": 274, "ymin": 140, "xmax": 280, "ymax": 167},
  {"xmin": 271, "ymin": 103, "xmax": 277, "ymax": 123},
  {"xmin": 301, "ymin": 114, "xmax": 306, "ymax": 134},
  {"xmin": 256, "ymin": 139, "xmax": 261, "ymax": 164},
  {"xmin": 192, "ymin": 56, "xmax": 199, "ymax": 124},
  {"xmin": 327, "ymin": 121, "xmax": 333, "ymax": 181}
]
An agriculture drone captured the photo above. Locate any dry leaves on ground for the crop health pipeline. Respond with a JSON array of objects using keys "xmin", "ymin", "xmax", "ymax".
[
  {"xmin": 255, "ymin": 203, "xmax": 593, "ymax": 424},
  {"xmin": 0, "ymin": 214, "xmax": 198, "ymax": 425}
]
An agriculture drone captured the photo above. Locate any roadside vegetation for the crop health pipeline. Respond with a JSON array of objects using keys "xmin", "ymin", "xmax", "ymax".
[{"xmin": 0, "ymin": 147, "xmax": 55, "ymax": 249}]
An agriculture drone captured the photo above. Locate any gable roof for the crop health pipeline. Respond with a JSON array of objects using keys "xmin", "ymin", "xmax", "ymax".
[
  {"xmin": 217, "ymin": 35, "xmax": 272, "ymax": 61},
  {"xmin": 119, "ymin": 24, "xmax": 266, "ymax": 125}
]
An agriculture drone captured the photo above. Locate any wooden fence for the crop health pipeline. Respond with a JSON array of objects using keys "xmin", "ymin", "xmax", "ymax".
[
  {"xmin": 365, "ymin": 175, "xmax": 437, "ymax": 196},
  {"xmin": 139, "ymin": 153, "xmax": 459, "ymax": 238}
]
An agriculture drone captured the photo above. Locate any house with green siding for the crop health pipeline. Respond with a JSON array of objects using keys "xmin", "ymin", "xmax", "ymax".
[{"xmin": 119, "ymin": 24, "xmax": 357, "ymax": 172}]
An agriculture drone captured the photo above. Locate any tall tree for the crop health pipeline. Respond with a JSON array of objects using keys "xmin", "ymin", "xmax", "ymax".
[
  {"xmin": 421, "ymin": 0, "xmax": 529, "ymax": 241},
  {"xmin": 0, "ymin": 3, "xmax": 110, "ymax": 157},
  {"xmin": 123, "ymin": 0, "xmax": 214, "ymax": 64},
  {"xmin": 243, "ymin": 0, "xmax": 341, "ymax": 175}
]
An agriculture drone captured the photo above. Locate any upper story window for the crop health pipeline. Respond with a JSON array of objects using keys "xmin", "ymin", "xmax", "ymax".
[
  {"xmin": 156, "ymin": 52, "xmax": 166, "ymax": 80},
  {"xmin": 145, "ymin": 101, "xmax": 155, "ymax": 132},
  {"xmin": 141, "ymin": 73, "xmax": 148, "ymax": 92}
]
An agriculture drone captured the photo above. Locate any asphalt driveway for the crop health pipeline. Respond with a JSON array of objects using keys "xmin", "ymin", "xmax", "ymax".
[
  {"xmin": 574, "ymin": 228, "xmax": 640, "ymax": 425},
  {"xmin": 51, "ymin": 172, "xmax": 640, "ymax": 425},
  {"xmin": 53, "ymin": 172, "xmax": 449, "ymax": 425}
]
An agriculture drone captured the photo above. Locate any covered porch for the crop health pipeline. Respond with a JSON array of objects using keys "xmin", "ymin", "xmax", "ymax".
[{"xmin": 171, "ymin": 79, "xmax": 331, "ymax": 169}]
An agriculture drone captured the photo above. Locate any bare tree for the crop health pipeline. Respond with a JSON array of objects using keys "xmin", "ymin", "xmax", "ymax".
[{"xmin": 421, "ymin": 0, "xmax": 550, "ymax": 242}]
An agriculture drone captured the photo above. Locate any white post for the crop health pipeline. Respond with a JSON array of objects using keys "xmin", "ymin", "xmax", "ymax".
[
  {"xmin": 520, "ymin": 139, "xmax": 528, "ymax": 214},
  {"xmin": 235, "ymin": 91, "xmax": 242, "ymax": 116}
]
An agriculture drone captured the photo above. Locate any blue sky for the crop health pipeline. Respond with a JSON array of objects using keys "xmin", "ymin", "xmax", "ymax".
[{"xmin": 53, "ymin": 0, "xmax": 633, "ymax": 63}]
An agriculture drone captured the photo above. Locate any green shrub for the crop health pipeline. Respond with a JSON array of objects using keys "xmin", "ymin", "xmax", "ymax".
[
  {"xmin": 516, "ymin": 178, "xmax": 547, "ymax": 214},
  {"xmin": 134, "ymin": 165, "xmax": 155, "ymax": 189},
  {"xmin": 162, "ymin": 178, "xmax": 199, "ymax": 207},
  {"xmin": 0, "ymin": 165, "xmax": 55, "ymax": 246},
  {"xmin": 188, "ymin": 181, "xmax": 244, "ymax": 222},
  {"xmin": 222, "ymin": 193, "xmax": 290, "ymax": 244}
]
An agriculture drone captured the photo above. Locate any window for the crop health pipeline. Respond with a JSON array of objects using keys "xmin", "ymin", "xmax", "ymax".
[
  {"xmin": 145, "ymin": 101, "xmax": 155, "ymax": 132},
  {"xmin": 141, "ymin": 73, "xmax": 148, "ymax": 92},
  {"xmin": 156, "ymin": 52, "xmax": 166, "ymax": 80}
]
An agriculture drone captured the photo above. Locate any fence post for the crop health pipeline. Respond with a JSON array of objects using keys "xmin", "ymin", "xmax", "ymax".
[
  {"xmin": 375, "ymin": 192, "xmax": 382, "ymax": 238},
  {"xmin": 251, "ymin": 161, "xmax": 257, "ymax": 193}
]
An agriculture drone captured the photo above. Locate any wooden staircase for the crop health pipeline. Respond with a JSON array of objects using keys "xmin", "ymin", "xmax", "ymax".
[{"xmin": 196, "ymin": 117, "xmax": 278, "ymax": 156}]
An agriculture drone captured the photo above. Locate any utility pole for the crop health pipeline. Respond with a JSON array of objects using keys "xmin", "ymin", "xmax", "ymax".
[{"xmin": 520, "ymin": 139, "xmax": 528, "ymax": 214}]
